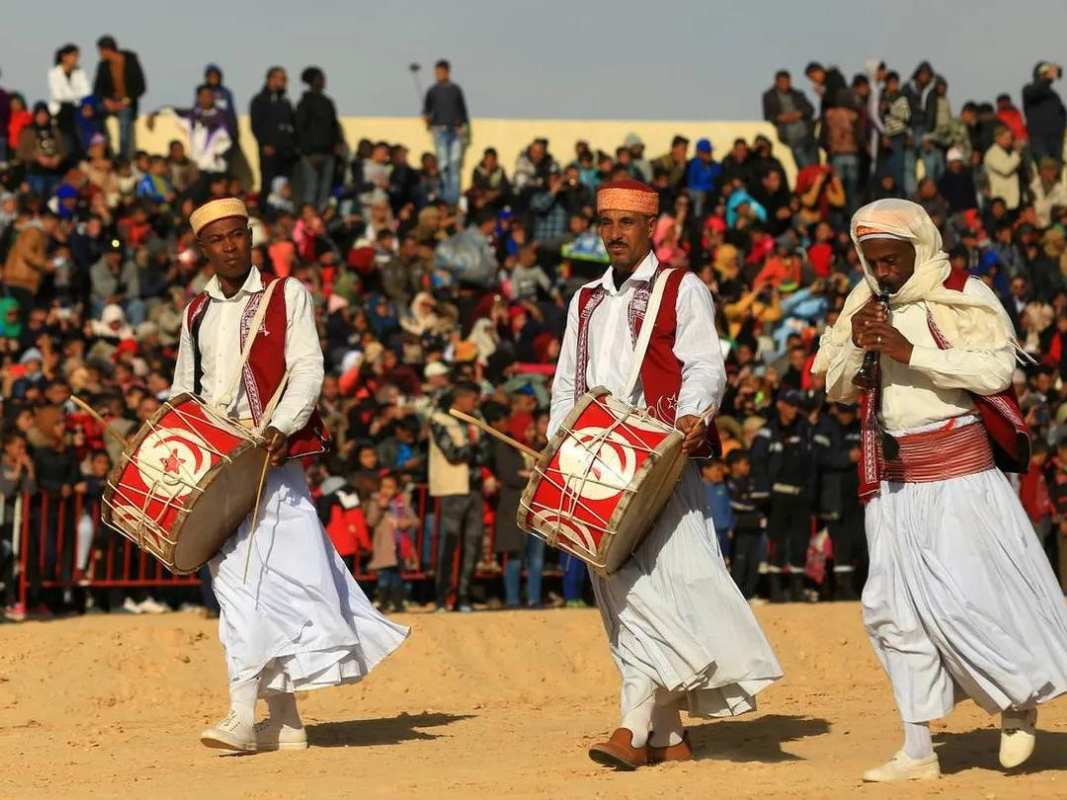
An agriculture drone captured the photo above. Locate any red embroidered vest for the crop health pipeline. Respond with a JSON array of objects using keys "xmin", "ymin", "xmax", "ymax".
[
  {"xmin": 857, "ymin": 268, "xmax": 1030, "ymax": 499},
  {"xmin": 185, "ymin": 272, "xmax": 330, "ymax": 461},
  {"xmin": 575, "ymin": 265, "xmax": 722, "ymax": 459}
]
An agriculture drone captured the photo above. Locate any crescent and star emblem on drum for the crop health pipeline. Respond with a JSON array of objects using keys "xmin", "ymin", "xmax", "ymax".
[{"xmin": 135, "ymin": 429, "xmax": 213, "ymax": 500}]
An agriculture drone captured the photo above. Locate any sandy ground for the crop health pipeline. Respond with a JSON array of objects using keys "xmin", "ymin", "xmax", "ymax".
[{"xmin": 2, "ymin": 603, "xmax": 1067, "ymax": 800}]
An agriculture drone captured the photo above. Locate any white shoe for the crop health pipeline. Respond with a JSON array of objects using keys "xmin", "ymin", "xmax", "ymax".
[
  {"xmin": 137, "ymin": 597, "xmax": 168, "ymax": 614},
  {"xmin": 200, "ymin": 710, "xmax": 256, "ymax": 753},
  {"xmin": 121, "ymin": 597, "xmax": 143, "ymax": 615},
  {"xmin": 862, "ymin": 750, "xmax": 940, "ymax": 782},
  {"xmin": 255, "ymin": 717, "xmax": 309, "ymax": 751},
  {"xmin": 1000, "ymin": 708, "xmax": 1037, "ymax": 769}
]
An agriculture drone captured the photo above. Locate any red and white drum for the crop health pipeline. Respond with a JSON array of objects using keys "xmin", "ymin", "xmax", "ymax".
[
  {"xmin": 517, "ymin": 386, "xmax": 685, "ymax": 575},
  {"xmin": 103, "ymin": 393, "xmax": 267, "ymax": 574}
]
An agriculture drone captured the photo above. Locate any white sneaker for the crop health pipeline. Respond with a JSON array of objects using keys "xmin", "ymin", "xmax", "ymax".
[
  {"xmin": 137, "ymin": 597, "xmax": 168, "ymax": 614},
  {"xmin": 121, "ymin": 597, "xmax": 143, "ymax": 615},
  {"xmin": 200, "ymin": 710, "xmax": 256, "ymax": 753},
  {"xmin": 1000, "ymin": 708, "xmax": 1037, "ymax": 769},
  {"xmin": 862, "ymin": 750, "xmax": 940, "ymax": 782},
  {"xmin": 255, "ymin": 717, "xmax": 309, "ymax": 751}
]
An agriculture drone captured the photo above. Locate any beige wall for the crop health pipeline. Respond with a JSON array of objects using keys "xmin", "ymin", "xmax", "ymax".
[{"xmin": 124, "ymin": 115, "xmax": 792, "ymax": 191}]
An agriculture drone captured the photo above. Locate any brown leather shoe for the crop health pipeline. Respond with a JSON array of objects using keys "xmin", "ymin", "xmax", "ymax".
[
  {"xmin": 649, "ymin": 731, "xmax": 693, "ymax": 764},
  {"xmin": 588, "ymin": 728, "xmax": 649, "ymax": 770}
]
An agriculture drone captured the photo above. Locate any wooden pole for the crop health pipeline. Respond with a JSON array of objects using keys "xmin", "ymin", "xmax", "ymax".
[{"xmin": 448, "ymin": 409, "xmax": 541, "ymax": 461}]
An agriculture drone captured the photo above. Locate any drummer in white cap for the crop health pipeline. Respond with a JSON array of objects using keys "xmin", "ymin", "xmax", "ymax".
[
  {"xmin": 173, "ymin": 197, "xmax": 408, "ymax": 753},
  {"xmin": 550, "ymin": 179, "xmax": 783, "ymax": 769}
]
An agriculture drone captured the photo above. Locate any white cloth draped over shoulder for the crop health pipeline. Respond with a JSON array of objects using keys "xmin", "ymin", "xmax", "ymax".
[
  {"xmin": 172, "ymin": 269, "xmax": 407, "ymax": 695},
  {"xmin": 812, "ymin": 199, "xmax": 1067, "ymax": 722},
  {"xmin": 550, "ymin": 252, "xmax": 783, "ymax": 718}
]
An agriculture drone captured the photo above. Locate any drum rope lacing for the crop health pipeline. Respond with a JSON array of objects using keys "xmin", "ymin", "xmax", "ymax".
[
  {"xmin": 105, "ymin": 397, "xmax": 265, "ymax": 565},
  {"xmin": 531, "ymin": 396, "xmax": 662, "ymax": 556}
]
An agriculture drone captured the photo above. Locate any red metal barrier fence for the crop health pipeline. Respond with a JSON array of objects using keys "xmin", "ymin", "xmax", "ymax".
[{"xmin": 10, "ymin": 485, "xmax": 549, "ymax": 608}]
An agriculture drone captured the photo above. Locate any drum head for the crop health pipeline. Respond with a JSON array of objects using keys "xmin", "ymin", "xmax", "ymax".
[
  {"xmin": 171, "ymin": 442, "xmax": 267, "ymax": 573},
  {"xmin": 601, "ymin": 429, "xmax": 685, "ymax": 574}
]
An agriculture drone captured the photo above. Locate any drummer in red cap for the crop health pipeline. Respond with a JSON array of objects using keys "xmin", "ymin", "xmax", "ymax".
[
  {"xmin": 548, "ymin": 178, "xmax": 782, "ymax": 769},
  {"xmin": 171, "ymin": 198, "xmax": 408, "ymax": 753}
]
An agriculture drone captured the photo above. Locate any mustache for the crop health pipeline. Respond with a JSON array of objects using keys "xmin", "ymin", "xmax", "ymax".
[{"xmin": 607, "ymin": 240, "xmax": 627, "ymax": 248}]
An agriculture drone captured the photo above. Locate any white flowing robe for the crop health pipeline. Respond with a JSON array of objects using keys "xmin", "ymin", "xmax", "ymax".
[
  {"xmin": 172, "ymin": 269, "xmax": 407, "ymax": 694},
  {"xmin": 550, "ymin": 252, "xmax": 783, "ymax": 717},
  {"xmin": 820, "ymin": 277, "xmax": 1067, "ymax": 722}
]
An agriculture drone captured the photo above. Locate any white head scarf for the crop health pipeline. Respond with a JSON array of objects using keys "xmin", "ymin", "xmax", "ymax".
[{"xmin": 814, "ymin": 199, "xmax": 1018, "ymax": 374}]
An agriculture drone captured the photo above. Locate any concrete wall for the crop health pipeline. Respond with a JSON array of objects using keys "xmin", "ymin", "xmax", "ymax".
[{"xmin": 123, "ymin": 115, "xmax": 792, "ymax": 191}]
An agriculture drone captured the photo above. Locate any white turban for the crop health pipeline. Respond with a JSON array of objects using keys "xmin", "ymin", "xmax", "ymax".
[{"xmin": 813, "ymin": 199, "xmax": 1020, "ymax": 376}]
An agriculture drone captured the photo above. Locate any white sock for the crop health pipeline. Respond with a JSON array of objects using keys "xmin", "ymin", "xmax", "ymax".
[
  {"xmin": 902, "ymin": 720, "xmax": 933, "ymax": 760},
  {"xmin": 620, "ymin": 694, "xmax": 655, "ymax": 749},
  {"xmin": 266, "ymin": 692, "xmax": 302, "ymax": 728},
  {"xmin": 649, "ymin": 705, "xmax": 684, "ymax": 747},
  {"xmin": 228, "ymin": 676, "xmax": 259, "ymax": 727}
]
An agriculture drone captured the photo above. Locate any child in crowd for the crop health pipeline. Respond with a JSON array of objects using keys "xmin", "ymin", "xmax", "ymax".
[
  {"xmin": 726, "ymin": 449, "xmax": 765, "ymax": 601},
  {"xmin": 701, "ymin": 458, "xmax": 734, "ymax": 562},
  {"xmin": 365, "ymin": 472, "xmax": 417, "ymax": 613}
]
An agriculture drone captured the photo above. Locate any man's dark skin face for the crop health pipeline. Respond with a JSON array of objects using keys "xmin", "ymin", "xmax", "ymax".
[
  {"xmin": 851, "ymin": 238, "xmax": 918, "ymax": 365},
  {"xmin": 860, "ymin": 238, "xmax": 916, "ymax": 295},
  {"xmin": 197, "ymin": 216, "xmax": 253, "ymax": 296}
]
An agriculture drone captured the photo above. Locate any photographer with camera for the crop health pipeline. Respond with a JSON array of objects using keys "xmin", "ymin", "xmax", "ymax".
[{"xmin": 1023, "ymin": 62, "xmax": 1066, "ymax": 164}]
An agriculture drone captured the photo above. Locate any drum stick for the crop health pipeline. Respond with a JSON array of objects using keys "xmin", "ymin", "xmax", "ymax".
[
  {"xmin": 448, "ymin": 409, "xmax": 541, "ymax": 460},
  {"xmin": 71, "ymin": 395, "xmax": 128, "ymax": 448},
  {"xmin": 242, "ymin": 451, "xmax": 271, "ymax": 584}
]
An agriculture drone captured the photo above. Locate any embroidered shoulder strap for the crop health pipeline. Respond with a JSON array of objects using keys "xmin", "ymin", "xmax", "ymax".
[
  {"xmin": 186, "ymin": 292, "xmax": 211, "ymax": 396},
  {"xmin": 574, "ymin": 285, "xmax": 606, "ymax": 399}
]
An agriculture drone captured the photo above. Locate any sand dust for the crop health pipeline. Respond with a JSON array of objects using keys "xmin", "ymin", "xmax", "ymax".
[{"xmin": 1, "ymin": 603, "xmax": 1066, "ymax": 799}]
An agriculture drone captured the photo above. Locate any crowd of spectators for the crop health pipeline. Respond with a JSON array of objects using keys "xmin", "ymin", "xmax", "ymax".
[{"xmin": 2, "ymin": 40, "xmax": 1067, "ymax": 621}]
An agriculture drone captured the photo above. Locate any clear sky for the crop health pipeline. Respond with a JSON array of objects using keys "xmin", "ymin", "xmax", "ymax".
[{"xmin": 4, "ymin": 0, "xmax": 1066, "ymax": 120}]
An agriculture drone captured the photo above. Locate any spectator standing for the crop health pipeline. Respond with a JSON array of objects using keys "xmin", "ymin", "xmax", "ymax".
[
  {"xmin": 1023, "ymin": 62, "xmax": 1066, "ymax": 163},
  {"xmin": 623, "ymin": 133, "xmax": 652, "ymax": 182},
  {"xmin": 422, "ymin": 59, "xmax": 469, "ymax": 206},
  {"xmin": 996, "ymin": 93, "xmax": 1029, "ymax": 147},
  {"xmin": 750, "ymin": 389, "xmax": 815, "ymax": 603},
  {"xmin": 984, "ymin": 125, "xmax": 1023, "ymax": 210},
  {"xmin": 726, "ymin": 449, "xmax": 764, "ymax": 601},
  {"xmin": 762, "ymin": 70, "xmax": 818, "ymax": 169},
  {"xmin": 295, "ymin": 66, "xmax": 343, "ymax": 210},
  {"xmin": 0, "ymin": 431, "xmax": 36, "ymax": 614},
  {"xmin": 684, "ymin": 138, "xmax": 722, "ymax": 218},
  {"xmin": 428, "ymin": 383, "xmax": 490, "ymax": 612},
  {"xmin": 650, "ymin": 135, "xmax": 689, "ymax": 191},
  {"xmin": 701, "ymin": 458, "xmax": 735, "ymax": 560},
  {"xmin": 806, "ymin": 61, "xmax": 848, "ymax": 118},
  {"xmin": 486, "ymin": 404, "xmax": 543, "ymax": 609},
  {"xmin": 364, "ymin": 473, "xmax": 417, "ymax": 613},
  {"xmin": 814, "ymin": 402, "xmax": 864, "ymax": 600},
  {"xmin": 148, "ymin": 85, "xmax": 232, "ymax": 199},
  {"xmin": 902, "ymin": 61, "xmax": 937, "ymax": 194},
  {"xmin": 250, "ymin": 67, "xmax": 297, "ymax": 196},
  {"xmin": 92, "ymin": 35, "xmax": 146, "ymax": 159},
  {"xmin": 48, "ymin": 44, "xmax": 90, "ymax": 158},
  {"xmin": 822, "ymin": 93, "xmax": 863, "ymax": 213},
  {"xmin": 879, "ymin": 71, "xmax": 911, "ymax": 191}
]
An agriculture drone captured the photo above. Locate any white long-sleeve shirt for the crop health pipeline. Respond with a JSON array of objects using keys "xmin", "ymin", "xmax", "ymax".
[
  {"xmin": 822, "ymin": 278, "xmax": 1015, "ymax": 432},
  {"xmin": 47, "ymin": 66, "xmax": 91, "ymax": 115},
  {"xmin": 171, "ymin": 269, "xmax": 324, "ymax": 437},
  {"xmin": 549, "ymin": 252, "xmax": 726, "ymax": 438}
]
